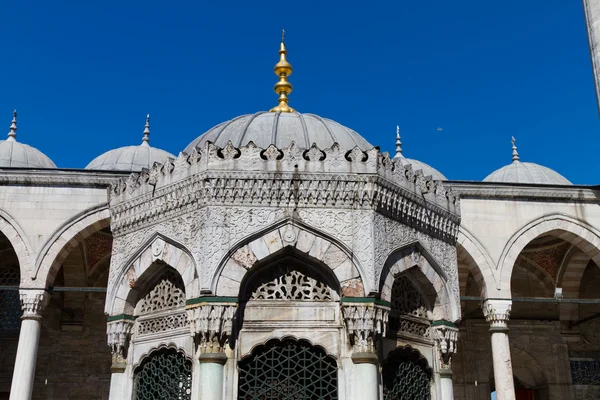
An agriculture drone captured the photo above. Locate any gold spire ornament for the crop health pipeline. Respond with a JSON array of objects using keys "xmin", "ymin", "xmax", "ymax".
[{"xmin": 270, "ymin": 30, "xmax": 295, "ymax": 113}]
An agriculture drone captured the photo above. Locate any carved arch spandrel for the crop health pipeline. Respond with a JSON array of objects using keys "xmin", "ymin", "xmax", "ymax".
[
  {"xmin": 106, "ymin": 234, "xmax": 198, "ymax": 316},
  {"xmin": 34, "ymin": 205, "xmax": 110, "ymax": 288},
  {"xmin": 498, "ymin": 214, "xmax": 600, "ymax": 294},
  {"xmin": 212, "ymin": 220, "xmax": 367, "ymax": 297},
  {"xmin": 379, "ymin": 243, "xmax": 459, "ymax": 322}
]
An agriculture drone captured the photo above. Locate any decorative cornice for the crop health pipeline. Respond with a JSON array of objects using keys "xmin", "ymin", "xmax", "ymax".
[
  {"xmin": 187, "ymin": 303, "xmax": 237, "ymax": 354},
  {"xmin": 0, "ymin": 169, "xmax": 126, "ymax": 188},
  {"xmin": 20, "ymin": 290, "xmax": 48, "ymax": 319},
  {"xmin": 433, "ymin": 323, "xmax": 459, "ymax": 369},
  {"xmin": 106, "ymin": 319, "xmax": 134, "ymax": 368},
  {"xmin": 108, "ymin": 141, "xmax": 460, "ymax": 242},
  {"xmin": 446, "ymin": 181, "xmax": 600, "ymax": 203},
  {"xmin": 342, "ymin": 302, "xmax": 389, "ymax": 354}
]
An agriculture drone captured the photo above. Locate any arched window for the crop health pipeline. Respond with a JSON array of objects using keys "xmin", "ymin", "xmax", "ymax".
[
  {"xmin": 382, "ymin": 346, "xmax": 432, "ymax": 400},
  {"xmin": 388, "ymin": 275, "xmax": 432, "ymax": 338},
  {"xmin": 133, "ymin": 348, "xmax": 192, "ymax": 400},
  {"xmin": 238, "ymin": 338, "xmax": 338, "ymax": 400}
]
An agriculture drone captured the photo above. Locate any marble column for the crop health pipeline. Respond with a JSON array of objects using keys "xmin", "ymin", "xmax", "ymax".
[
  {"xmin": 482, "ymin": 300, "xmax": 515, "ymax": 400},
  {"xmin": 188, "ymin": 302, "xmax": 236, "ymax": 400},
  {"xmin": 433, "ymin": 323, "xmax": 459, "ymax": 400},
  {"xmin": 342, "ymin": 302, "xmax": 389, "ymax": 400},
  {"xmin": 10, "ymin": 290, "xmax": 48, "ymax": 400},
  {"xmin": 106, "ymin": 319, "xmax": 134, "ymax": 400}
]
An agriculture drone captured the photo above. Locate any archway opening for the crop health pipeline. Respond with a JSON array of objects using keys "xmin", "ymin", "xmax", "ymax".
[
  {"xmin": 133, "ymin": 348, "xmax": 191, "ymax": 400},
  {"xmin": 382, "ymin": 346, "xmax": 432, "ymax": 400}
]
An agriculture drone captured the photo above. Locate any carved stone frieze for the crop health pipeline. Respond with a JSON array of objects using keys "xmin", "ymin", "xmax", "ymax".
[
  {"xmin": 187, "ymin": 303, "xmax": 236, "ymax": 354},
  {"xmin": 432, "ymin": 324, "xmax": 459, "ymax": 370},
  {"xmin": 106, "ymin": 319, "xmax": 134, "ymax": 367},
  {"xmin": 342, "ymin": 302, "xmax": 389, "ymax": 353}
]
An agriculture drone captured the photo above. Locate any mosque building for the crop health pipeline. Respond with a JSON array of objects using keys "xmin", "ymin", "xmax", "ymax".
[{"xmin": 1, "ymin": 8, "xmax": 600, "ymax": 400}]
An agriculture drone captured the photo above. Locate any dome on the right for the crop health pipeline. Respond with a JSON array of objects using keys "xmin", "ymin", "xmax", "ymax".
[{"xmin": 483, "ymin": 137, "xmax": 571, "ymax": 185}]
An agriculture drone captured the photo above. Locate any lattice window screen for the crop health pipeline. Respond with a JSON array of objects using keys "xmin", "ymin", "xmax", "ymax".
[
  {"xmin": 133, "ymin": 348, "xmax": 192, "ymax": 400},
  {"xmin": 0, "ymin": 266, "xmax": 21, "ymax": 337},
  {"xmin": 389, "ymin": 276, "xmax": 431, "ymax": 338},
  {"xmin": 251, "ymin": 270, "xmax": 333, "ymax": 300},
  {"xmin": 238, "ymin": 338, "xmax": 338, "ymax": 400},
  {"xmin": 137, "ymin": 270, "xmax": 185, "ymax": 315},
  {"xmin": 383, "ymin": 348, "xmax": 432, "ymax": 400}
]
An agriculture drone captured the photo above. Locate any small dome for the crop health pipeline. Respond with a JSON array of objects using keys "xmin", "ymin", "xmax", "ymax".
[
  {"xmin": 483, "ymin": 137, "xmax": 571, "ymax": 185},
  {"xmin": 0, "ymin": 111, "xmax": 56, "ymax": 169},
  {"xmin": 392, "ymin": 126, "xmax": 447, "ymax": 181},
  {"xmin": 183, "ymin": 112, "xmax": 373, "ymax": 153},
  {"xmin": 86, "ymin": 115, "xmax": 175, "ymax": 171}
]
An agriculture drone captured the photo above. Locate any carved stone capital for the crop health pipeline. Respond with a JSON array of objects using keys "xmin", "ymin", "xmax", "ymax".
[
  {"xmin": 482, "ymin": 300, "xmax": 511, "ymax": 330},
  {"xmin": 20, "ymin": 290, "xmax": 48, "ymax": 320},
  {"xmin": 342, "ymin": 302, "xmax": 389, "ymax": 355},
  {"xmin": 432, "ymin": 323, "xmax": 459, "ymax": 370},
  {"xmin": 188, "ymin": 302, "xmax": 237, "ymax": 355},
  {"xmin": 106, "ymin": 319, "xmax": 134, "ymax": 370}
]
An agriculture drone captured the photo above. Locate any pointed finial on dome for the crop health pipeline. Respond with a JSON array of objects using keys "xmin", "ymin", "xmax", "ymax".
[
  {"xmin": 511, "ymin": 136, "xmax": 520, "ymax": 163},
  {"xmin": 7, "ymin": 110, "xmax": 17, "ymax": 142},
  {"xmin": 269, "ymin": 30, "xmax": 295, "ymax": 113},
  {"xmin": 394, "ymin": 125, "xmax": 403, "ymax": 158},
  {"xmin": 142, "ymin": 114, "xmax": 150, "ymax": 146}
]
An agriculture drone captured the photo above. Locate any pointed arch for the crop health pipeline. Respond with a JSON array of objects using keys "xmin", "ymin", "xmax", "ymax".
[
  {"xmin": 457, "ymin": 227, "xmax": 496, "ymax": 297},
  {"xmin": 498, "ymin": 214, "xmax": 600, "ymax": 293},
  {"xmin": 0, "ymin": 209, "xmax": 32, "ymax": 278},
  {"xmin": 379, "ymin": 242, "xmax": 459, "ymax": 322},
  {"xmin": 106, "ymin": 234, "xmax": 197, "ymax": 315},
  {"xmin": 33, "ymin": 205, "xmax": 110, "ymax": 288},
  {"xmin": 212, "ymin": 220, "xmax": 368, "ymax": 297}
]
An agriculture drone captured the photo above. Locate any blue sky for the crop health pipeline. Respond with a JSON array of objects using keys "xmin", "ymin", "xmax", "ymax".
[{"xmin": 2, "ymin": 0, "xmax": 598, "ymax": 184}]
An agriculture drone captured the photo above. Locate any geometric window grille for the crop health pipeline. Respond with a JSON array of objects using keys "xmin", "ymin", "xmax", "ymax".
[
  {"xmin": 133, "ymin": 348, "xmax": 192, "ymax": 400},
  {"xmin": 0, "ymin": 266, "xmax": 21, "ymax": 337},
  {"xmin": 382, "ymin": 347, "xmax": 432, "ymax": 400},
  {"xmin": 238, "ymin": 338, "xmax": 338, "ymax": 400},
  {"xmin": 388, "ymin": 276, "xmax": 431, "ymax": 338},
  {"xmin": 250, "ymin": 269, "xmax": 333, "ymax": 301},
  {"xmin": 570, "ymin": 360, "xmax": 600, "ymax": 385},
  {"xmin": 137, "ymin": 270, "xmax": 186, "ymax": 315}
]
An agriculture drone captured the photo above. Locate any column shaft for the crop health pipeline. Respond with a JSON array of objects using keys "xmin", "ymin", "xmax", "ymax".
[
  {"xmin": 439, "ymin": 370, "xmax": 454, "ymax": 400},
  {"xmin": 199, "ymin": 353, "xmax": 227, "ymax": 400},
  {"xmin": 490, "ymin": 329, "xmax": 515, "ymax": 400},
  {"xmin": 9, "ymin": 318, "xmax": 42, "ymax": 400}
]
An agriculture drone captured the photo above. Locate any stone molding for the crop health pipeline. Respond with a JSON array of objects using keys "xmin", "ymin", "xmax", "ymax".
[
  {"xmin": 432, "ymin": 323, "xmax": 459, "ymax": 369},
  {"xmin": 187, "ymin": 302, "xmax": 237, "ymax": 354},
  {"xmin": 0, "ymin": 168, "xmax": 125, "ymax": 187},
  {"xmin": 108, "ymin": 141, "xmax": 460, "ymax": 242},
  {"xmin": 482, "ymin": 300, "xmax": 511, "ymax": 329},
  {"xmin": 20, "ymin": 290, "xmax": 48, "ymax": 319},
  {"xmin": 106, "ymin": 319, "xmax": 134, "ymax": 368},
  {"xmin": 342, "ymin": 301, "xmax": 389, "ymax": 354}
]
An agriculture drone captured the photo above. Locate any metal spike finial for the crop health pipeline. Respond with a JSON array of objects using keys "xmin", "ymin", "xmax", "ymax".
[
  {"xmin": 394, "ymin": 125, "xmax": 403, "ymax": 158},
  {"xmin": 511, "ymin": 136, "xmax": 520, "ymax": 162},
  {"xmin": 7, "ymin": 110, "xmax": 17, "ymax": 141},
  {"xmin": 142, "ymin": 114, "xmax": 150, "ymax": 145},
  {"xmin": 269, "ymin": 31, "xmax": 294, "ymax": 113}
]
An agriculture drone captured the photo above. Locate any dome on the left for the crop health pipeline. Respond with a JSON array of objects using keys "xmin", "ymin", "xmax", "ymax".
[
  {"xmin": 86, "ymin": 115, "xmax": 175, "ymax": 171},
  {"xmin": 0, "ymin": 111, "xmax": 56, "ymax": 168}
]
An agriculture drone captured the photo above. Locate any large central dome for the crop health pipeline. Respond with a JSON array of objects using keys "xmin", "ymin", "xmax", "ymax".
[{"xmin": 183, "ymin": 111, "xmax": 373, "ymax": 153}]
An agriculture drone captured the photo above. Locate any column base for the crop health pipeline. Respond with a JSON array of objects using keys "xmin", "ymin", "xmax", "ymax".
[
  {"xmin": 351, "ymin": 352, "xmax": 379, "ymax": 364},
  {"xmin": 199, "ymin": 352, "xmax": 227, "ymax": 365}
]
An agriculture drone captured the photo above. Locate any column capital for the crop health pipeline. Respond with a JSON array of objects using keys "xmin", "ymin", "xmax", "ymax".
[
  {"xmin": 482, "ymin": 300, "xmax": 511, "ymax": 330},
  {"xmin": 106, "ymin": 318, "xmax": 134, "ymax": 371},
  {"xmin": 187, "ymin": 302, "xmax": 237, "ymax": 355},
  {"xmin": 342, "ymin": 302, "xmax": 389, "ymax": 355},
  {"xmin": 20, "ymin": 290, "xmax": 48, "ymax": 320},
  {"xmin": 432, "ymin": 323, "xmax": 458, "ymax": 370}
]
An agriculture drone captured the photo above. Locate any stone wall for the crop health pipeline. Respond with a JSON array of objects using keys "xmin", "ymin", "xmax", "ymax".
[{"xmin": 32, "ymin": 291, "xmax": 111, "ymax": 400}]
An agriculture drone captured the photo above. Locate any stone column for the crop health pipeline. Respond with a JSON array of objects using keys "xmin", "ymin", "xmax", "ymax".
[
  {"xmin": 106, "ymin": 318, "xmax": 134, "ymax": 400},
  {"xmin": 342, "ymin": 302, "xmax": 389, "ymax": 400},
  {"xmin": 482, "ymin": 300, "xmax": 515, "ymax": 400},
  {"xmin": 188, "ymin": 302, "xmax": 237, "ymax": 400},
  {"xmin": 10, "ymin": 290, "xmax": 48, "ymax": 400},
  {"xmin": 433, "ymin": 323, "xmax": 459, "ymax": 400}
]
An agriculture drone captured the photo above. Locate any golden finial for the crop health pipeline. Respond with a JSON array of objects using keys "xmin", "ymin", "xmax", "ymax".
[{"xmin": 269, "ymin": 30, "xmax": 294, "ymax": 113}]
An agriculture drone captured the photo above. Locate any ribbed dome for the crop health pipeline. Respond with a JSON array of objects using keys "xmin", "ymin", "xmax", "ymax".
[
  {"xmin": 483, "ymin": 138, "xmax": 571, "ymax": 185},
  {"xmin": 0, "ymin": 111, "xmax": 56, "ymax": 169},
  {"xmin": 86, "ymin": 115, "xmax": 175, "ymax": 171},
  {"xmin": 183, "ymin": 112, "xmax": 373, "ymax": 153},
  {"xmin": 483, "ymin": 162, "xmax": 571, "ymax": 185}
]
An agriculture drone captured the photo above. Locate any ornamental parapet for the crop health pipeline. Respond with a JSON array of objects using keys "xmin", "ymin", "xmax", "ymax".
[
  {"xmin": 341, "ymin": 298, "xmax": 390, "ymax": 356},
  {"xmin": 109, "ymin": 141, "xmax": 460, "ymax": 241},
  {"xmin": 186, "ymin": 297, "xmax": 237, "ymax": 356}
]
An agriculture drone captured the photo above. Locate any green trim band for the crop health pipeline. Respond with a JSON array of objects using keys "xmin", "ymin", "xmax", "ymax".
[
  {"xmin": 432, "ymin": 320, "xmax": 457, "ymax": 328},
  {"xmin": 107, "ymin": 314, "xmax": 136, "ymax": 322},
  {"xmin": 341, "ymin": 297, "xmax": 391, "ymax": 307},
  {"xmin": 186, "ymin": 296, "xmax": 238, "ymax": 306}
]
